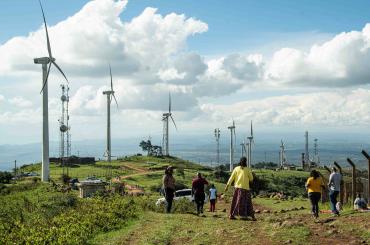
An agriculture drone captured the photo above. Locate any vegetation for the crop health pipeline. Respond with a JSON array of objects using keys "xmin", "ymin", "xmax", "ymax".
[
  {"xmin": 0, "ymin": 171, "xmax": 13, "ymax": 184},
  {"xmin": 3, "ymin": 156, "xmax": 369, "ymax": 244},
  {"xmin": 253, "ymin": 161, "xmax": 278, "ymax": 169}
]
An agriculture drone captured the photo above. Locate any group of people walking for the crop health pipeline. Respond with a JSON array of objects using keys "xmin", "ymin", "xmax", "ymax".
[
  {"xmin": 162, "ymin": 156, "xmax": 256, "ymax": 220},
  {"xmin": 305, "ymin": 167, "xmax": 342, "ymax": 218},
  {"xmin": 163, "ymin": 156, "xmax": 355, "ymax": 221}
]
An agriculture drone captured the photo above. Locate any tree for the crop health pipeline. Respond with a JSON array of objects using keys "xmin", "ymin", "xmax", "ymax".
[
  {"xmin": 139, "ymin": 140, "xmax": 152, "ymax": 156},
  {"xmin": 0, "ymin": 171, "xmax": 13, "ymax": 184}
]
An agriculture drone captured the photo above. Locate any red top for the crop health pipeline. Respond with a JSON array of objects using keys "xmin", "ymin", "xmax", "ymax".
[{"xmin": 192, "ymin": 177, "xmax": 209, "ymax": 194}]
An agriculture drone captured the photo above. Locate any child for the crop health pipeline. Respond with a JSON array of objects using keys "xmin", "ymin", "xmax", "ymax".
[{"xmin": 209, "ymin": 184, "xmax": 217, "ymax": 212}]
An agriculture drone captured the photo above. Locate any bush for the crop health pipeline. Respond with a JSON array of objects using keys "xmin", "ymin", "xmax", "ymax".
[
  {"xmin": 0, "ymin": 184, "xmax": 142, "ymax": 244},
  {"xmin": 0, "ymin": 171, "xmax": 13, "ymax": 184}
]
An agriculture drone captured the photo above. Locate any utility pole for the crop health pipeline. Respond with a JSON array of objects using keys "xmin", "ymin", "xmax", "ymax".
[{"xmin": 14, "ymin": 160, "xmax": 17, "ymax": 177}]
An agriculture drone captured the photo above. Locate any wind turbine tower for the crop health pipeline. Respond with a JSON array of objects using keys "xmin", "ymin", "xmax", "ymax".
[
  {"xmin": 162, "ymin": 93, "xmax": 177, "ymax": 156},
  {"xmin": 103, "ymin": 65, "xmax": 118, "ymax": 164},
  {"xmin": 214, "ymin": 128, "xmax": 220, "ymax": 164},
  {"xmin": 279, "ymin": 140, "xmax": 287, "ymax": 168},
  {"xmin": 34, "ymin": 0, "xmax": 68, "ymax": 182},
  {"xmin": 58, "ymin": 84, "xmax": 71, "ymax": 173},
  {"xmin": 304, "ymin": 131, "xmax": 310, "ymax": 165},
  {"xmin": 314, "ymin": 138, "xmax": 320, "ymax": 165},
  {"xmin": 247, "ymin": 121, "xmax": 254, "ymax": 168},
  {"xmin": 227, "ymin": 121, "xmax": 236, "ymax": 172}
]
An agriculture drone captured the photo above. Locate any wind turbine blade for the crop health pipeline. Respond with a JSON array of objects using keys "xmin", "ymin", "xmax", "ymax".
[
  {"xmin": 170, "ymin": 115, "xmax": 178, "ymax": 131},
  {"xmin": 168, "ymin": 92, "xmax": 171, "ymax": 113},
  {"xmin": 51, "ymin": 60, "xmax": 68, "ymax": 83},
  {"xmin": 112, "ymin": 94, "xmax": 119, "ymax": 108},
  {"xmin": 38, "ymin": 0, "xmax": 52, "ymax": 58},
  {"xmin": 40, "ymin": 63, "xmax": 52, "ymax": 93},
  {"xmin": 250, "ymin": 120, "xmax": 253, "ymax": 138},
  {"xmin": 109, "ymin": 64, "xmax": 113, "ymax": 91}
]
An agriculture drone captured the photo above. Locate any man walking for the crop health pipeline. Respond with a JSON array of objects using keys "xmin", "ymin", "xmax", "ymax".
[
  {"xmin": 192, "ymin": 172, "xmax": 209, "ymax": 215},
  {"xmin": 328, "ymin": 167, "xmax": 341, "ymax": 216}
]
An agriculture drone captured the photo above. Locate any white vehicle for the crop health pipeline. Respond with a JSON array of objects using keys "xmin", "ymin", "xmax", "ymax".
[{"xmin": 155, "ymin": 188, "xmax": 209, "ymax": 206}]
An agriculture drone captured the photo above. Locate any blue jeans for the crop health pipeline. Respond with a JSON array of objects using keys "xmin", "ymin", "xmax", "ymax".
[{"xmin": 329, "ymin": 190, "xmax": 339, "ymax": 214}]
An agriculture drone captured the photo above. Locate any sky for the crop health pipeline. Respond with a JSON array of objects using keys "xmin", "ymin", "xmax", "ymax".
[{"xmin": 0, "ymin": 0, "xmax": 370, "ymax": 146}]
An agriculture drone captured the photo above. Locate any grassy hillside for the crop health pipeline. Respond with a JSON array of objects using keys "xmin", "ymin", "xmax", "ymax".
[{"xmin": 2, "ymin": 156, "xmax": 369, "ymax": 244}]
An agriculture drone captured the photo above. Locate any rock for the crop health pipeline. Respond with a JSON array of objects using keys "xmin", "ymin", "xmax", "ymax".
[
  {"xmin": 255, "ymin": 209, "xmax": 261, "ymax": 214},
  {"xmin": 284, "ymin": 240, "xmax": 292, "ymax": 244},
  {"xmin": 262, "ymin": 210, "xmax": 270, "ymax": 213},
  {"xmin": 327, "ymin": 229, "xmax": 338, "ymax": 235},
  {"xmin": 216, "ymin": 229, "xmax": 227, "ymax": 235}
]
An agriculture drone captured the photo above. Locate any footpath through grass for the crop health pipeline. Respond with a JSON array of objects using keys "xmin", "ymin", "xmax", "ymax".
[{"xmin": 91, "ymin": 197, "xmax": 370, "ymax": 245}]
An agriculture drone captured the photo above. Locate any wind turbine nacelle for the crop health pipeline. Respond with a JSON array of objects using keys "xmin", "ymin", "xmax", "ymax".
[
  {"xmin": 33, "ymin": 57, "xmax": 54, "ymax": 65},
  {"xmin": 103, "ymin": 91, "xmax": 114, "ymax": 95}
]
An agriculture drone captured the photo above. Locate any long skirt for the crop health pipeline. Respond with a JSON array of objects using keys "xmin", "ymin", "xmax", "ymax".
[{"xmin": 230, "ymin": 188, "xmax": 254, "ymax": 217}]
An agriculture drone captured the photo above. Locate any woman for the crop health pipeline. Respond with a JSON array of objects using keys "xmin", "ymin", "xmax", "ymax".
[
  {"xmin": 162, "ymin": 166, "xmax": 176, "ymax": 213},
  {"xmin": 305, "ymin": 170, "xmax": 324, "ymax": 218},
  {"xmin": 224, "ymin": 157, "xmax": 256, "ymax": 220}
]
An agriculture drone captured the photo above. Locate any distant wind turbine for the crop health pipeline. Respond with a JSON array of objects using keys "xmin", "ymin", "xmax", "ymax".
[
  {"xmin": 228, "ymin": 120, "xmax": 236, "ymax": 172},
  {"xmin": 34, "ymin": 0, "xmax": 68, "ymax": 182},
  {"xmin": 162, "ymin": 93, "xmax": 177, "ymax": 156},
  {"xmin": 103, "ymin": 64, "xmax": 119, "ymax": 164}
]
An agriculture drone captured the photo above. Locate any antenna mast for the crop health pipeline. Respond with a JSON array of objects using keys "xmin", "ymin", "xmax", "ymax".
[{"xmin": 59, "ymin": 84, "xmax": 70, "ymax": 174}]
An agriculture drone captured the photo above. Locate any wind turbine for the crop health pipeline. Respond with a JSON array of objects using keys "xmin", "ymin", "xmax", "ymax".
[
  {"xmin": 247, "ymin": 121, "xmax": 254, "ymax": 168},
  {"xmin": 162, "ymin": 93, "xmax": 177, "ymax": 156},
  {"xmin": 103, "ymin": 64, "xmax": 118, "ymax": 164},
  {"xmin": 214, "ymin": 128, "xmax": 221, "ymax": 164},
  {"xmin": 280, "ymin": 140, "xmax": 287, "ymax": 168},
  {"xmin": 34, "ymin": 0, "xmax": 68, "ymax": 182},
  {"xmin": 228, "ymin": 120, "xmax": 236, "ymax": 172}
]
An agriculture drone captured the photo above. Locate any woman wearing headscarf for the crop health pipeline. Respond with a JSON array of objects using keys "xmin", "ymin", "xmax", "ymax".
[
  {"xmin": 162, "ymin": 166, "xmax": 176, "ymax": 213},
  {"xmin": 225, "ymin": 157, "xmax": 256, "ymax": 220}
]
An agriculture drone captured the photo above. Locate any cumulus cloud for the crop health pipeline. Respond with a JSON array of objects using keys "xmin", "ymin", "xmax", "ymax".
[
  {"xmin": 200, "ymin": 89, "xmax": 370, "ymax": 126},
  {"xmin": 8, "ymin": 96, "xmax": 33, "ymax": 108},
  {"xmin": 266, "ymin": 24, "xmax": 370, "ymax": 86}
]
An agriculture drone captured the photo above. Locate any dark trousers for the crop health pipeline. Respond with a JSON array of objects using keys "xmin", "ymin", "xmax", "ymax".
[
  {"xmin": 165, "ymin": 188, "xmax": 175, "ymax": 213},
  {"xmin": 210, "ymin": 199, "xmax": 216, "ymax": 212},
  {"xmin": 329, "ymin": 190, "xmax": 339, "ymax": 214},
  {"xmin": 308, "ymin": 192, "xmax": 321, "ymax": 217},
  {"xmin": 194, "ymin": 192, "xmax": 205, "ymax": 214}
]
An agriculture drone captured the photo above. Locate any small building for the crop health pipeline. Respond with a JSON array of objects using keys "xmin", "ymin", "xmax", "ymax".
[{"xmin": 78, "ymin": 180, "xmax": 106, "ymax": 198}]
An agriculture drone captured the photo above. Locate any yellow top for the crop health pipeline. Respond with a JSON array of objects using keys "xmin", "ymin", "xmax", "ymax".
[
  {"xmin": 306, "ymin": 177, "xmax": 323, "ymax": 193},
  {"xmin": 226, "ymin": 166, "xmax": 254, "ymax": 190}
]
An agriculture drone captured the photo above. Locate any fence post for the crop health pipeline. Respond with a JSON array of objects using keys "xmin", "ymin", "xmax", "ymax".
[
  {"xmin": 361, "ymin": 150, "xmax": 370, "ymax": 201},
  {"xmin": 321, "ymin": 166, "xmax": 331, "ymax": 203},
  {"xmin": 346, "ymin": 158, "xmax": 356, "ymax": 206},
  {"xmin": 333, "ymin": 161, "xmax": 344, "ymax": 204}
]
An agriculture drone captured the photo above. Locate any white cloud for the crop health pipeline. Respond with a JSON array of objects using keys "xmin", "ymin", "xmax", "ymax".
[
  {"xmin": 199, "ymin": 89, "xmax": 370, "ymax": 127},
  {"xmin": 266, "ymin": 24, "xmax": 370, "ymax": 86},
  {"xmin": 8, "ymin": 96, "xmax": 33, "ymax": 108}
]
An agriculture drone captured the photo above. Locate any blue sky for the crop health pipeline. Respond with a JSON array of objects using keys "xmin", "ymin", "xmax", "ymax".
[
  {"xmin": 0, "ymin": 0, "xmax": 370, "ymax": 145},
  {"xmin": 1, "ymin": 0, "xmax": 369, "ymax": 54}
]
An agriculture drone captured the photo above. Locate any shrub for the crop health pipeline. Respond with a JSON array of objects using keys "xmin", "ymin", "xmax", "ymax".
[{"xmin": 0, "ymin": 171, "xmax": 13, "ymax": 184}]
